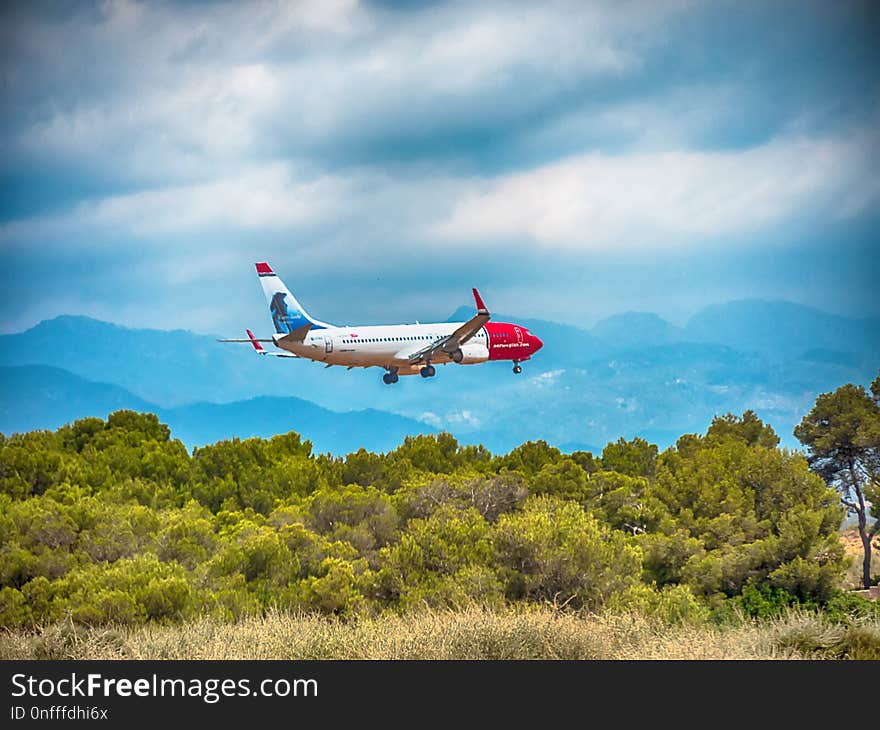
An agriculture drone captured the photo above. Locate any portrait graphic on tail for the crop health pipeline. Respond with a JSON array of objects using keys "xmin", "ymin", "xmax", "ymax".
[{"xmin": 270, "ymin": 292, "xmax": 292, "ymax": 333}]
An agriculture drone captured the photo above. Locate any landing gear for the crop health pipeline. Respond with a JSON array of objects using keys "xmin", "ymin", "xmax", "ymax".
[
  {"xmin": 420, "ymin": 364, "xmax": 436, "ymax": 378},
  {"xmin": 382, "ymin": 368, "xmax": 399, "ymax": 385},
  {"xmin": 512, "ymin": 361, "xmax": 523, "ymax": 374}
]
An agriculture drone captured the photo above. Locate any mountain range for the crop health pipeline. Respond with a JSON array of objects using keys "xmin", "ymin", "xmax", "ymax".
[
  {"xmin": 0, "ymin": 300, "xmax": 877, "ymax": 454},
  {"xmin": 0, "ymin": 365, "xmax": 434, "ymax": 454}
]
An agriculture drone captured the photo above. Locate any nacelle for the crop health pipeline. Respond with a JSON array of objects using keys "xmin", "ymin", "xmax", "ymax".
[{"xmin": 455, "ymin": 342, "xmax": 489, "ymax": 364}]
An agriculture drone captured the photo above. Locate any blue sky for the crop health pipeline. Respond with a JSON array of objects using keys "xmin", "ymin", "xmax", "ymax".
[{"xmin": 1, "ymin": 0, "xmax": 878, "ymax": 335}]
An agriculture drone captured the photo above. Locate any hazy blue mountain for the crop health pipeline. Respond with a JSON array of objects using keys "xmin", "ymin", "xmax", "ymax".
[
  {"xmin": 165, "ymin": 398, "xmax": 435, "ymax": 453},
  {"xmin": 1, "ymin": 299, "xmax": 877, "ymax": 455},
  {"xmin": 0, "ymin": 315, "xmax": 387, "ymax": 409},
  {"xmin": 0, "ymin": 365, "xmax": 153, "ymax": 433},
  {"xmin": 0, "ymin": 316, "xmax": 260, "ymax": 407},
  {"xmin": 798, "ymin": 348, "xmax": 865, "ymax": 370},
  {"xmin": 451, "ymin": 299, "xmax": 879, "ymax": 365},
  {"xmin": 557, "ymin": 441, "xmax": 603, "ymax": 456},
  {"xmin": 591, "ymin": 312, "xmax": 684, "ymax": 349},
  {"xmin": 684, "ymin": 300, "xmax": 880, "ymax": 361},
  {"xmin": 0, "ymin": 365, "xmax": 435, "ymax": 454}
]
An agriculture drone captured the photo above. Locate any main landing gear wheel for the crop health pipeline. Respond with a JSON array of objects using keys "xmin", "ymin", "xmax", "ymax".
[
  {"xmin": 382, "ymin": 372, "xmax": 399, "ymax": 384},
  {"xmin": 512, "ymin": 363, "xmax": 523, "ymax": 374},
  {"xmin": 420, "ymin": 365, "xmax": 436, "ymax": 378}
]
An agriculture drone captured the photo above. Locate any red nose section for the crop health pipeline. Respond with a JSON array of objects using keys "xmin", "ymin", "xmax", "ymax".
[{"xmin": 485, "ymin": 322, "xmax": 543, "ymax": 361}]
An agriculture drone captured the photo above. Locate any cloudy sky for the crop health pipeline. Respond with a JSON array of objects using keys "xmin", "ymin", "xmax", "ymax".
[{"xmin": 1, "ymin": 0, "xmax": 878, "ymax": 335}]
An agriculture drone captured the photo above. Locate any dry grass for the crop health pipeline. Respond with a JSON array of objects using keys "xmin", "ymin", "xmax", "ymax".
[
  {"xmin": 5, "ymin": 607, "xmax": 876, "ymax": 660},
  {"xmin": 769, "ymin": 611, "xmax": 880, "ymax": 660}
]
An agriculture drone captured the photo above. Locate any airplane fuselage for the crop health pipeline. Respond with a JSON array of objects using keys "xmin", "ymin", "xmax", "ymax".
[
  {"xmin": 277, "ymin": 320, "xmax": 542, "ymax": 375},
  {"xmin": 220, "ymin": 262, "xmax": 544, "ymax": 383}
]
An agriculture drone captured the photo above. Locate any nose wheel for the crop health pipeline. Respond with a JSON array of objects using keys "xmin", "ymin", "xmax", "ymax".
[
  {"xmin": 382, "ymin": 368, "xmax": 399, "ymax": 384},
  {"xmin": 420, "ymin": 364, "xmax": 436, "ymax": 378},
  {"xmin": 512, "ymin": 361, "xmax": 522, "ymax": 374}
]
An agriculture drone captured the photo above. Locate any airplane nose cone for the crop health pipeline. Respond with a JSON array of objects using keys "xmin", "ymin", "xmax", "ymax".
[{"xmin": 532, "ymin": 334, "xmax": 543, "ymax": 352}]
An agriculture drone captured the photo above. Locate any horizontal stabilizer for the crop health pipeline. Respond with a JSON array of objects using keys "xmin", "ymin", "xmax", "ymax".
[{"xmin": 218, "ymin": 338, "xmax": 275, "ymax": 343}]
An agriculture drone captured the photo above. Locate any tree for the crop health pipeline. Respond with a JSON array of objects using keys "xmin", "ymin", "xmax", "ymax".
[
  {"xmin": 651, "ymin": 430, "xmax": 844, "ymax": 599},
  {"xmin": 493, "ymin": 496, "xmax": 642, "ymax": 608},
  {"xmin": 583, "ymin": 470, "xmax": 666, "ymax": 536},
  {"xmin": 706, "ymin": 410, "xmax": 779, "ymax": 449},
  {"xmin": 795, "ymin": 379, "xmax": 880, "ymax": 589},
  {"xmin": 372, "ymin": 506, "xmax": 501, "ymax": 610},
  {"xmin": 303, "ymin": 484, "xmax": 398, "ymax": 558},
  {"xmin": 392, "ymin": 433, "xmax": 462, "ymax": 474},
  {"xmin": 496, "ymin": 440, "xmax": 562, "ymax": 476},
  {"xmin": 396, "ymin": 472, "xmax": 527, "ymax": 522},
  {"xmin": 601, "ymin": 437, "xmax": 658, "ymax": 478},
  {"xmin": 569, "ymin": 450, "xmax": 600, "ymax": 474},
  {"xmin": 529, "ymin": 458, "xmax": 589, "ymax": 501}
]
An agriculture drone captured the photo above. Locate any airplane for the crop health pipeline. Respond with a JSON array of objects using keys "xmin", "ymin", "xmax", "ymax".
[{"xmin": 220, "ymin": 262, "xmax": 543, "ymax": 384}]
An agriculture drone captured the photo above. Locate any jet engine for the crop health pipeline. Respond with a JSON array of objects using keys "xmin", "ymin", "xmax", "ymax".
[{"xmin": 451, "ymin": 342, "xmax": 489, "ymax": 364}]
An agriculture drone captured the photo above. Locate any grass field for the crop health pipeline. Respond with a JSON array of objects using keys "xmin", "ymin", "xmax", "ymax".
[{"xmin": 2, "ymin": 608, "xmax": 878, "ymax": 660}]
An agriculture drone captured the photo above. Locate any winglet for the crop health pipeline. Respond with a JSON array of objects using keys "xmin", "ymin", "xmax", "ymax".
[
  {"xmin": 246, "ymin": 329, "xmax": 265, "ymax": 353},
  {"xmin": 472, "ymin": 288, "xmax": 488, "ymax": 314},
  {"xmin": 255, "ymin": 262, "xmax": 275, "ymax": 277}
]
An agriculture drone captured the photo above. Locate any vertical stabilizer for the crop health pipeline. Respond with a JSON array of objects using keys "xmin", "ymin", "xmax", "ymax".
[{"xmin": 255, "ymin": 262, "xmax": 329, "ymax": 334}]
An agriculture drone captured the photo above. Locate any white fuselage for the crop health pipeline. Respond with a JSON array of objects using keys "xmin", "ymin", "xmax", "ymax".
[{"xmin": 275, "ymin": 321, "xmax": 489, "ymax": 374}]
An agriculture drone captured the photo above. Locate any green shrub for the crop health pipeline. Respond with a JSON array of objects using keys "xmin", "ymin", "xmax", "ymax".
[
  {"xmin": 843, "ymin": 622, "xmax": 880, "ymax": 660},
  {"xmin": 297, "ymin": 558, "xmax": 366, "ymax": 615},
  {"xmin": 822, "ymin": 592, "xmax": 880, "ymax": 623},
  {"xmin": 0, "ymin": 410, "xmax": 868, "ymax": 628},
  {"xmin": 606, "ymin": 584, "xmax": 708, "ymax": 625},
  {"xmin": 493, "ymin": 496, "xmax": 642, "ymax": 608},
  {"xmin": 0, "ymin": 587, "xmax": 28, "ymax": 628},
  {"xmin": 737, "ymin": 584, "xmax": 804, "ymax": 619}
]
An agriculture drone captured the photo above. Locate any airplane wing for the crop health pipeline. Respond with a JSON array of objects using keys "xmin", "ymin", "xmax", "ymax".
[{"xmin": 407, "ymin": 288, "xmax": 490, "ymax": 364}]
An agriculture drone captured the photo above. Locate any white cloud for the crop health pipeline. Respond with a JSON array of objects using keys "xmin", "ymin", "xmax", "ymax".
[
  {"xmin": 3, "ymin": 0, "xmax": 879, "ymax": 334},
  {"xmin": 261, "ymin": 1, "xmax": 689, "ymax": 151},
  {"xmin": 446, "ymin": 409, "xmax": 482, "ymax": 428},
  {"xmin": 531, "ymin": 369, "xmax": 566, "ymax": 386},
  {"xmin": 414, "ymin": 409, "xmax": 483, "ymax": 430},
  {"xmin": 82, "ymin": 163, "xmax": 343, "ymax": 235},
  {"xmin": 418, "ymin": 411, "xmax": 443, "ymax": 429},
  {"xmin": 0, "ymin": 163, "xmax": 350, "ymax": 244},
  {"xmin": 5, "ymin": 1, "xmax": 689, "ymax": 185},
  {"xmin": 16, "ymin": 62, "xmax": 282, "ymax": 187},
  {"xmin": 432, "ymin": 128, "xmax": 880, "ymax": 249},
  {"xmin": 5, "ymin": 125, "xmax": 876, "ymax": 260}
]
